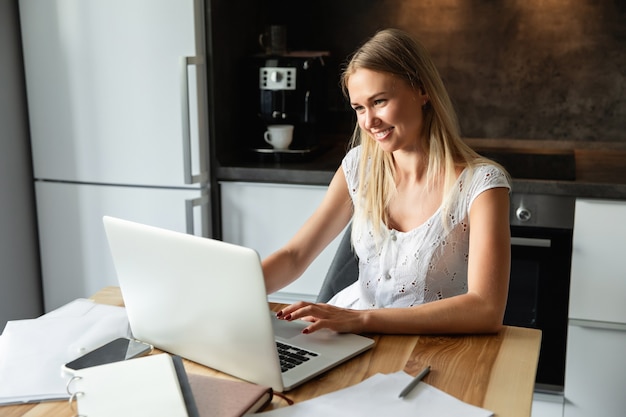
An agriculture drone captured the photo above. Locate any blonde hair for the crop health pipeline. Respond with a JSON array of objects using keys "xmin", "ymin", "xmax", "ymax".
[{"xmin": 340, "ymin": 28, "xmax": 502, "ymax": 240}]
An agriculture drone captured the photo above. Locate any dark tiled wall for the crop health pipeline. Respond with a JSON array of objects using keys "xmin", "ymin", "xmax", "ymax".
[{"xmin": 267, "ymin": 0, "xmax": 626, "ymax": 143}]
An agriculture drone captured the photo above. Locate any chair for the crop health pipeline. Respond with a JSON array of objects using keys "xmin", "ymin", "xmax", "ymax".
[{"xmin": 316, "ymin": 224, "xmax": 359, "ymax": 303}]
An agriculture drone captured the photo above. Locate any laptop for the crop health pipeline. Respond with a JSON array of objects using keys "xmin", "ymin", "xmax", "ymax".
[{"xmin": 102, "ymin": 216, "xmax": 375, "ymax": 392}]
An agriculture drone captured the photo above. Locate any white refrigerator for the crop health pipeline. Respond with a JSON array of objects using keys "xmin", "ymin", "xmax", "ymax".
[{"xmin": 19, "ymin": 0, "xmax": 213, "ymax": 312}]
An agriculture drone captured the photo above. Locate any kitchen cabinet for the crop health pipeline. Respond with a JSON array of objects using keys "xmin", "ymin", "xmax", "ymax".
[
  {"xmin": 532, "ymin": 393, "xmax": 564, "ymax": 417},
  {"xmin": 563, "ymin": 198, "xmax": 626, "ymax": 417},
  {"xmin": 568, "ymin": 199, "xmax": 626, "ymax": 323},
  {"xmin": 219, "ymin": 181, "xmax": 344, "ymax": 303},
  {"xmin": 564, "ymin": 321, "xmax": 626, "ymax": 417}
]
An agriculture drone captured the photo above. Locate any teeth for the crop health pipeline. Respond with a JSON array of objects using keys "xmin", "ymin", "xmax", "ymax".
[{"xmin": 374, "ymin": 128, "xmax": 391, "ymax": 139}]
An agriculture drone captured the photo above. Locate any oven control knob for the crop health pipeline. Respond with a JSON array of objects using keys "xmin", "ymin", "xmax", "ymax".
[{"xmin": 515, "ymin": 206, "xmax": 532, "ymax": 222}]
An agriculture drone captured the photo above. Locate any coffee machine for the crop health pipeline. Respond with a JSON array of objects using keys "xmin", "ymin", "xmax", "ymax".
[{"xmin": 251, "ymin": 52, "xmax": 329, "ymax": 152}]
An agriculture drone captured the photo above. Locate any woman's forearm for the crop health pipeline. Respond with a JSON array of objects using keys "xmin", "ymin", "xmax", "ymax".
[{"xmin": 361, "ymin": 292, "xmax": 505, "ymax": 335}]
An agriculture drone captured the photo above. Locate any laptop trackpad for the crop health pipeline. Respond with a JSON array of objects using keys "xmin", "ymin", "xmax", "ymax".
[{"xmin": 272, "ymin": 316, "xmax": 308, "ymax": 340}]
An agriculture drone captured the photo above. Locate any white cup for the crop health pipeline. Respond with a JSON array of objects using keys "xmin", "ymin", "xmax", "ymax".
[{"xmin": 264, "ymin": 124, "xmax": 294, "ymax": 150}]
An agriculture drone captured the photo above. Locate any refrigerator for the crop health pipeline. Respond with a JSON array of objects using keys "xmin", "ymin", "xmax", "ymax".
[{"xmin": 19, "ymin": 0, "xmax": 214, "ymax": 312}]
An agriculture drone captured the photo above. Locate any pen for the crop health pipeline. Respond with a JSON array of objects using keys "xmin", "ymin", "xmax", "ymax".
[{"xmin": 398, "ymin": 365, "xmax": 431, "ymax": 398}]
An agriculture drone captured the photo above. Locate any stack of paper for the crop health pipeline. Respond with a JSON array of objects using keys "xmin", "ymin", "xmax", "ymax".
[
  {"xmin": 0, "ymin": 298, "xmax": 131, "ymax": 404},
  {"xmin": 254, "ymin": 371, "xmax": 493, "ymax": 417}
]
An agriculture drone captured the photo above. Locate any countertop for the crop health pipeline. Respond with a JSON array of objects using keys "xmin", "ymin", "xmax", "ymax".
[{"xmin": 216, "ymin": 137, "xmax": 626, "ymax": 200}]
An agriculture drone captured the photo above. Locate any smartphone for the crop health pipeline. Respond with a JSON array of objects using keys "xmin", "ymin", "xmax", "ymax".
[{"xmin": 63, "ymin": 337, "xmax": 153, "ymax": 373}]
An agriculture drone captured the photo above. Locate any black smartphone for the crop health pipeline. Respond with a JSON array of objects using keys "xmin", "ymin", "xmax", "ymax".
[{"xmin": 63, "ymin": 337, "xmax": 153, "ymax": 372}]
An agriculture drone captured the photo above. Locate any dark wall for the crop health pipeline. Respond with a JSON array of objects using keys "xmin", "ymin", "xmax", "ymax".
[
  {"xmin": 217, "ymin": 0, "xmax": 625, "ymax": 147},
  {"xmin": 207, "ymin": 0, "xmax": 265, "ymax": 163}
]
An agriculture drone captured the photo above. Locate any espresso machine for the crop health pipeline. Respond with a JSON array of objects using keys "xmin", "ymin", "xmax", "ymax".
[{"xmin": 251, "ymin": 52, "xmax": 329, "ymax": 152}]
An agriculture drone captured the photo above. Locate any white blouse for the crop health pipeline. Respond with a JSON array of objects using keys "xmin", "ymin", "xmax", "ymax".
[{"xmin": 328, "ymin": 146, "xmax": 510, "ymax": 309}]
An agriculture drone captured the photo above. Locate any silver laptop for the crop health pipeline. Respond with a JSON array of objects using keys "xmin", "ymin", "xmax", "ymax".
[{"xmin": 102, "ymin": 216, "xmax": 374, "ymax": 392}]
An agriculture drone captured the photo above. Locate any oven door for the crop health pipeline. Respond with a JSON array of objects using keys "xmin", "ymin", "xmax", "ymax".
[{"xmin": 505, "ymin": 225, "xmax": 572, "ymax": 393}]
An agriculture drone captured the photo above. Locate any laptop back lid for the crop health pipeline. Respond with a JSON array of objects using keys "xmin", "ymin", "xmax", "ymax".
[{"xmin": 102, "ymin": 216, "xmax": 285, "ymax": 391}]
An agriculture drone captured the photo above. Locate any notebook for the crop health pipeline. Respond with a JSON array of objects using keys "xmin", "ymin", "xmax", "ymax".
[
  {"xmin": 67, "ymin": 351, "xmax": 271, "ymax": 417},
  {"xmin": 68, "ymin": 354, "xmax": 193, "ymax": 417},
  {"xmin": 102, "ymin": 216, "xmax": 375, "ymax": 392},
  {"xmin": 187, "ymin": 372, "xmax": 273, "ymax": 416}
]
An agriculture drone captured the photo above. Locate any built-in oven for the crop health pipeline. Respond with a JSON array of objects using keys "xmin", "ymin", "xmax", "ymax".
[{"xmin": 504, "ymin": 193, "xmax": 574, "ymax": 394}]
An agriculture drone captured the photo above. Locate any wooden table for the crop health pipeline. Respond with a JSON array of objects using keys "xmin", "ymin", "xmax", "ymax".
[{"xmin": 1, "ymin": 286, "xmax": 542, "ymax": 417}]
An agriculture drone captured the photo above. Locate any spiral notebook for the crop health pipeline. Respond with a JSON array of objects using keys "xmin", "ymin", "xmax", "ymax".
[
  {"xmin": 67, "ymin": 354, "xmax": 194, "ymax": 417},
  {"xmin": 67, "ymin": 353, "xmax": 273, "ymax": 417}
]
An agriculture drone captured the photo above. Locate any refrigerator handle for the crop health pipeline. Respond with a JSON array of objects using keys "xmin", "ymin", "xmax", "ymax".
[
  {"xmin": 181, "ymin": 56, "xmax": 209, "ymax": 185},
  {"xmin": 569, "ymin": 319, "xmax": 626, "ymax": 332},
  {"xmin": 185, "ymin": 194, "xmax": 211, "ymax": 237}
]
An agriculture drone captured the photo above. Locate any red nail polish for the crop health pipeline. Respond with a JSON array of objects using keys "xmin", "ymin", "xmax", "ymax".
[
  {"xmin": 276, "ymin": 310, "xmax": 283, "ymax": 317},
  {"xmin": 302, "ymin": 328, "xmax": 309, "ymax": 334}
]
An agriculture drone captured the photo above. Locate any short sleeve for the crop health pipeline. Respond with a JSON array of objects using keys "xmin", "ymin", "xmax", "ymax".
[
  {"xmin": 466, "ymin": 164, "xmax": 511, "ymax": 211},
  {"xmin": 342, "ymin": 146, "xmax": 361, "ymax": 200}
]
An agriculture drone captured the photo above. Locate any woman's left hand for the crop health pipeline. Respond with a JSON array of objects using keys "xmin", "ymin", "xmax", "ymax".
[{"xmin": 276, "ymin": 301, "xmax": 366, "ymax": 334}]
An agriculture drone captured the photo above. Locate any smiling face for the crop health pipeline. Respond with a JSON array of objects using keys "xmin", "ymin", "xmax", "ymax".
[{"xmin": 347, "ymin": 68, "xmax": 429, "ymax": 153}]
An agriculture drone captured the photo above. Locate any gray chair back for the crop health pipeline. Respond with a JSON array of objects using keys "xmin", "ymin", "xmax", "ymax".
[{"xmin": 316, "ymin": 224, "xmax": 359, "ymax": 303}]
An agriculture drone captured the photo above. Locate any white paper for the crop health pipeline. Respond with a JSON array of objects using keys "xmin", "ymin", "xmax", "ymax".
[
  {"xmin": 253, "ymin": 371, "xmax": 493, "ymax": 417},
  {"xmin": 0, "ymin": 299, "xmax": 131, "ymax": 404}
]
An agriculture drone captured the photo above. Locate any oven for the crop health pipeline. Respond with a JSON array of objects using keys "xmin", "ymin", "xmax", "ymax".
[{"xmin": 504, "ymin": 193, "xmax": 574, "ymax": 394}]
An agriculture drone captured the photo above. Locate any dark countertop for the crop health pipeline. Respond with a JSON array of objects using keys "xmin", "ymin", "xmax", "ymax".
[
  {"xmin": 215, "ymin": 135, "xmax": 348, "ymax": 185},
  {"xmin": 215, "ymin": 137, "xmax": 626, "ymax": 200}
]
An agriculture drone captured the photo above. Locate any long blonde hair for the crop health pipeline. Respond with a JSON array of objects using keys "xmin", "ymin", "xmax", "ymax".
[{"xmin": 340, "ymin": 28, "xmax": 501, "ymax": 239}]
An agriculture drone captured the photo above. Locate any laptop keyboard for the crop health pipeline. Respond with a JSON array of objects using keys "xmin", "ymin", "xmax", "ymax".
[{"xmin": 276, "ymin": 341, "xmax": 318, "ymax": 372}]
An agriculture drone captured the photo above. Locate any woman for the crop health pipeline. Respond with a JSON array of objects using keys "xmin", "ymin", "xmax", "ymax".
[{"xmin": 262, "ymin": 28, "xmax": 511, "ymax": 335}]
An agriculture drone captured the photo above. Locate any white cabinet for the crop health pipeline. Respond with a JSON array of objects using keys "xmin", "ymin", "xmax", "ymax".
[
  {"xmin": 564, "ymin": 198, "xmax": 626, "ymax": 417},
  {"xmin": 569, "ymin": 199, "xmax": 626, "ymax": 323},
  {"xmin": 532, "ymin": 393, "xmax": 564, "ymax": 417},
  {"xmin": 220, "ymin": 182, "xmax": 344, "ymax": 303},
  {"xmin": 564, "ymin": 322, "xmax": 626, "ymax": 417}
]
